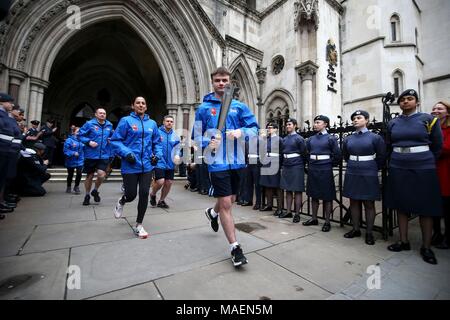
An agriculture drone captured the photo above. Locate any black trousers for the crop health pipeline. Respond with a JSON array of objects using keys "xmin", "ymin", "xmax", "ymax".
[
  {"xmin": 434, "ymin": 196, "xmax": 450, "ymax": 240},
  {"xmin": 242, "ymin": 164, "xmax": 262, "ymax": 205},
  {"xmin": 67, "ymin": 166, "xmax": 82, "ymax": 187},
  {"xmin": 196, "ymin": 163, "xmax": 210, "ymax": 192},
  {"xmin": 122, "ymin": 172, "xmax": 152, "ymax": 224}
]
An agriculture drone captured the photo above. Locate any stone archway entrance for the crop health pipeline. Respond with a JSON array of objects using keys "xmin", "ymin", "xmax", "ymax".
[
  {"xmin": 43, "ymin": 20, "xmax": 166, "ymax": 133},
  {"xmin": 0, "ymin": 0, "xmax": 217, "ymax": 136}
]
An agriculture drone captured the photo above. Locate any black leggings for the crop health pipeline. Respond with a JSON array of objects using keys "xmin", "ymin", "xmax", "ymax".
[
  {"xmin": 67, "ymin": 166, "xmax": 82, "ymax": 187},
  {"xmin": 121, "ymin": 172, "xmax": 152, "ymax": 224}
]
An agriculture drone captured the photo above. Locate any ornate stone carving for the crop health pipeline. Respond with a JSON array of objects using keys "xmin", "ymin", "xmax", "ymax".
[
  {"xmin": 296, "ymin": 60, "xmax": 319, "ymax": 80},
  {"xmin": 256, "ymin": 66, "xmax": 267, "ymax": 85},
  {"xmin": 294, "ymin": 0, "xmax": 319, "ymax": 31},
  {"xmin": 271, "ymin": 55, "xmax": 285, "ymax": 75},
  {"xmin": 16, "ymin": 0, "xmax": 82, "ymax": 71},
  {"xmin": 187, "ymin": 0, "xmax": 226, "ymax": 49}
]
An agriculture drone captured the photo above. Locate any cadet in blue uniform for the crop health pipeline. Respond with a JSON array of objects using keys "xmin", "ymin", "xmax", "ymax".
[
  {"xmin": 24, "ymin": 120, "xmax": 42, "ymax": 148},
  {"xmin": 78, "ymin": 108, "xmax": 114, "ymax": 205},
  {"xmin": 150, "ymin": 115, "xmax": 181, "ymax": 209},
  {"xmin": 342, "ymin": 110, "xmax": 386, "ymax": 245},
  {"xmin": 386, "ymin": 89, "xmax": 443, "ymax": 264},
  {"xmin": 259, "ymin": 123, "xmax": 284, "ymax": 215},
  {"xmin": 40, "ymin": 119, "xmax": 57, "ymax": 166},
  {"xmin": 241, "ymin": 133, "xmax": 262, "ymax": 210},
  {"xmin": 63, "ymin": 127, "xmax": 84, "ymax": 194},
  {"xmin": 0, "ymin": 93, "xmax": 21, "ymax": 214},
  {"xmin": 112, "ymin": 96, "xmax": 162, "ymax": 239},
  {"xmin": 192, "ymin": 67, "xmax": 259, "ymax": 267},
  {"xmin": 279, "ymin": 118, "xmax": 306, "ymax": 223},
  {"xmin": 303, "ymin": 115, "xmax": 342, "ymax": 232}
]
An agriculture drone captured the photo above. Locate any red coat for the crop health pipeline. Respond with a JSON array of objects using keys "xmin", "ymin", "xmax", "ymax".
[{"xmin": 437, "ymin": 123, "xmax": 450, "ymax": 196}]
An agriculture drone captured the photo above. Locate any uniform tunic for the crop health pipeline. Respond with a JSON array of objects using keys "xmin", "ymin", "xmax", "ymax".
[
  {"xmin": 280, "ymin": 132, "xmax": 306, "ymax": 192},
  {"xmin": 306, "ymin": 131, "xmax": 342, "ymax": 201},
  {"xmin": 24, "ymin": 127, "xmax": 40, "ymax": 148},
  {"xmin": 385, "ymin": 112, "xmax": 443, "ymax": 216},
  {"xmin": 259, "ymin": 134, "xmax": 281, "ymax": 188},
  {"xmin": 342, "ymin": 128, "xmax": 386, "ymax": 200}
]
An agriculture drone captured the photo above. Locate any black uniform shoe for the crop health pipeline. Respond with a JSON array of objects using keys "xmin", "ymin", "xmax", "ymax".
[
  {"xmin": 260, "ymin": 206, "xmax": 273, "ymax": 212},
  {"xmin": 274, "ymin": 209, "xmax": 284, "ymax": 216},
  {"xmin": 279, "ymin": 211, "xmax": 293, "ymax": 219},
  {"xmin": 322, "ymin": 222, "xmax": 331, "ymax": 232},
  {"xmin": 231, "ymin": 245, "xmax": 248, "ymax": 267},
  {"xmin": 431, "ymin": 233, "xmax": 445, "ymax": 246},
  {"xmin": 365, "ymin": 233, "xmax": 375, "ymax": 245},
  {"xmin": 387, "ymin": 241, "xmax": 411, "ymax": 252},
  {"xmin": 241, "ymin": 201, "xmax": 253, "ymax": 207},
  {"xmin": 303, "ymin": 218, "xmax": 319, "ymax": 226},
  {"xmin": 150, "ymin": 195, "xmax": 157, "ymax": 207},
  {"xmin": 293, "ymin": 214, "xmax": 301, "ymax": 223},
  {"xmin": 200, "ymin": 190, "xmax": 209, "ymax": 195},
  {"xmin": 157, "ymin": 200, "xmax": 169, "ymax": 209},
  {"xmin": 420, "ymin": 247, "xmax": 437, "ymax": 265},
  {"xmin": 189, "ymin": 187, "xmax": 198, "ymax": 192},
  {"xmin": 82, "ymin": 195, "xmax": 90, "ymax": 206},
  {"xmin": 435, "ymin": 240, "xmax": 450, "ymax": 250},
  {"xmin": 91, "ymin": 189, "xmax": 101, "ymax": 203},
  {"xmin": 344, "ymin": 229, "xmax": 361, "ymax": 238},
  {"xmin": 205, "ymin": 208, "xmax": 219, "ymax": 232},
  {"xmin": 252, "ymin": 204, "xmax": 260, "ymax": 210}
]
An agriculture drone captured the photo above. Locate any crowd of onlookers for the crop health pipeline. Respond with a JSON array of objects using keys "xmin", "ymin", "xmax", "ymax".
[{"xmin": 0, "ymin": 93, "xmax": 52, "ymax": 218}]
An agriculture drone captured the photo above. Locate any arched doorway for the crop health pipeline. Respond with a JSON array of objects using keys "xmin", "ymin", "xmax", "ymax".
[{"xmin": 43, "ymin": 20, "xmax": 166, "ymax": 133}]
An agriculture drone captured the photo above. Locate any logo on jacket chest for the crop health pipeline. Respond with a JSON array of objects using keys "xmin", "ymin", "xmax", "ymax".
[
  {"xmin": 72, "ymin": 143, "xmax": 77, "ymax": 148},
  {"xmin": 132, "ymin": 124, "xmax": 138, "ymax": 132},
  {"xmin": 94, "ymin": 126, "xmax": 99, "ymax": 131},
  {"xmin": 211, "ymin": 108, "xmax": 217, "ymax": 116}
]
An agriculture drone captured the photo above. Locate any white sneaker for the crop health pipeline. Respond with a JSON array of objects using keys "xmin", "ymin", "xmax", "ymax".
[
  {"xmin": 114, "ymin": 198, "xmax": 124, "ymax": 219},
  {"xmin": 133, "ymin": 225, "xmax": 149, "ymax": 239}
]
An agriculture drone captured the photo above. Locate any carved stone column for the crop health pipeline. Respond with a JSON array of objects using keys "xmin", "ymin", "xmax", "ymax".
[
  {"xmin": 181, "ymin": 104, "xmax": 191, "ymax": 132},
  {"xmin": 296, "ymin": 61, "xmax": 318, "ymax": 125},
  {"xmin": 166, "ymin": 103, "xmax": 178, "ymax": 125},
  {"xmin": 256, "ymin": 66, "xmax": 267, "ymax": 127},
  {"xmin": 8, "ymin": 69, "xmax": 28, "ymax": 105},
  {"xmin": 28, "ymin": 77, "xmax": 50, "ymax": 122}
]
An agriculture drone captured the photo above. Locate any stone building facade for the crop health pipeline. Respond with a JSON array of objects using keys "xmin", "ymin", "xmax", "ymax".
[{"xmin": 0, "ymin": 0, "xmax": 448, "ymax": 134}]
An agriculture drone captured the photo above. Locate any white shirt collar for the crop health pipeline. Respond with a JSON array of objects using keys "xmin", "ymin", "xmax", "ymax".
[
  {"xmin": 320, "ymin": 129, "xmax": 328, "ymax": 135},
  {"xmin": 357, "ymin": 127, "xmax": 369, "ymax": 133}
]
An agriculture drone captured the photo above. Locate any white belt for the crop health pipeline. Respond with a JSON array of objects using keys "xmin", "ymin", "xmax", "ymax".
[
  {"xmin": 0, "ymin": 133, "xmax": 13, "ymax": 142},
  {"xmin": 197, "ymin": 156, "xmax": 205, "ymax": 159},
  {"xmin": 12, "ymin": 139, "xmax": 22, "ymax": 144},
  {"xmin": 248, "ymin": 154, "xmax": 259, "ymax": 159},
  {"xmin": 267, "ymin": 153, "xmax": 279, "ymax": 157},
  {"xmin": 393, "ymin": 146, "xmax": 430, "ymax": 153},
  {"xmin": 349, "ymin": 154, "xmax": 376, "ymax": 161},
  {"xmin": 310, "ymin": 155, "xmax": 330, "ymax": 160},
  {"xmin": 284, "ymin": 153, "xmax": 301, "ymax": 159}
]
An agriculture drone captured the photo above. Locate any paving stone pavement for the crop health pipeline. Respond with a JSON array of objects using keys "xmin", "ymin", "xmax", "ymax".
[{"xmin": 0, "ymin": 181, "xmax": 449, "ymax": 300}]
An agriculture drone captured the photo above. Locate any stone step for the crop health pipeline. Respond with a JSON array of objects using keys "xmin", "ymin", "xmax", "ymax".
[{"xmin": 46, "ymin": 168, "xmax": 187, "ymax": 182}]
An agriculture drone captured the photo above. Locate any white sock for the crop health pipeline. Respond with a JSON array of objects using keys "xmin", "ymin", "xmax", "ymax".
[
  {"xmin": 230, "ymin": 242, "xmax": 239, "ymax": 251},
  {"xmin": 210, "ymin": 208, "xmax": 218, "ymax": 218}
]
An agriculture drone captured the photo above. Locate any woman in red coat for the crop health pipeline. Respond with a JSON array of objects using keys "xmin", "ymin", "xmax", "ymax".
[{"xmin": 431, "ymin": 101, "xmax": 450, "ymax": 249}]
